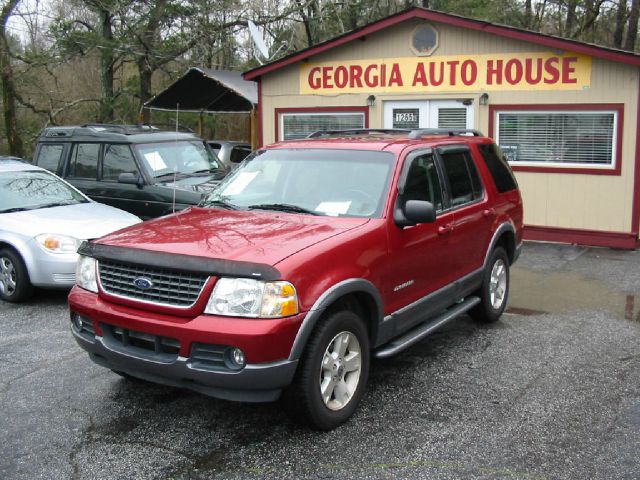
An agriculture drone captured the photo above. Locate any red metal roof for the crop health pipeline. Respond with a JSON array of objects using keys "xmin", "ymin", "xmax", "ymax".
[{"xmin": 244, "ymin": 7, "xmax": 640, "ymax": 80}]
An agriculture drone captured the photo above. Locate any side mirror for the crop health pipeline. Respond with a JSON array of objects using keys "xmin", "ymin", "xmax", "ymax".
[
  {"xmin": 394, "ymin": 199, "xmax": 436, "ymax": 227},
  {"xmin": 405, "ymin": 200, "xmax": 436, "ymax": 224},
  {"xmin": 118, "ymin": 172, "xmax": 144, "ymax": 188}
]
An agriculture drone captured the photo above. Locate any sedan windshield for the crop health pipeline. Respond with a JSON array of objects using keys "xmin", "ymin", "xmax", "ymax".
[
  {"xmin": 0, "ymin": 170, "xmax": 88, "ymax": 213},
  {"xmin": 135, "ymin": 141, "xmax": 224, "ymax": 178},
  {"xmin": 201, "ymin": 149, "xmax": 394, "ymax": 218}
]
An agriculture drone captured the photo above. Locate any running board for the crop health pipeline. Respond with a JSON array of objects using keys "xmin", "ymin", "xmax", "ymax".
[{"xmin": 374, "ymin": 296, "xmax": 481, "ymax": 359}]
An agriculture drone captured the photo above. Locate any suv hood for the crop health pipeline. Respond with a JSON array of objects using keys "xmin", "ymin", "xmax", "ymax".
[{"xmin": 94, "ymin": 207, "xmax": 370, "ymax": 266}]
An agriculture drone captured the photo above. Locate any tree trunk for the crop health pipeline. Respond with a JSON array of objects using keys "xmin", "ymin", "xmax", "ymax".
[
  {"xmin": 524, "ymin": 0, "xmax": 532, "ymax": 29},
  {"xmin": 0, "ymin": 0, "xmax": 24, "ymax": 157},
  {"xmin": 98, "ymin": 7, "xmax": 115, "ymax": 122},
  {"xmin": 565, "ymin": 0, "xmax": 578, "ymax": 37},
  {"xmin": 138, "ymin": 60, "xmax": 153, "ymax": 123},
  {"xmin": 614, "ymin": 0, "xmax": 628, "ymax": 48},
  {"xmin": 295, "ymin": 0, "xmax": 314, "ymax": 47},
  {"xmin": 136, "ymin": 0, "xmax": 167, "ymax": 118},
  {"xmin": 625, "ymin": 0, "xmax": 639, "ymax": 50}
]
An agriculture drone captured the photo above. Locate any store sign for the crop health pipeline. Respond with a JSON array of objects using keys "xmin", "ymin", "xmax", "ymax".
[{"xmin": 300, "ymin": 52, "xmax": 591, "ymax": 94}]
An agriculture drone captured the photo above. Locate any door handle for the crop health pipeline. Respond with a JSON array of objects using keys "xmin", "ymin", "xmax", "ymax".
[
  {"xmin": 483, "ymin": 208, "xmax": 496, "ymax": 218},
  {"xmin": 438, "ymin": 224, "xmax": 452, "ymax": 235}
]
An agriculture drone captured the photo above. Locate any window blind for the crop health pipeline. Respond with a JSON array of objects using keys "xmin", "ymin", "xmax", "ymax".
[{"xmin": 497, "ymin": 111, "xmax": 615, "ymax": 165}]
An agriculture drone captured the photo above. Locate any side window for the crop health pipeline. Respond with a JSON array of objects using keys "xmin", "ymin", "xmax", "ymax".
[
  {"xmin": 36, "ymin": 144, "xmax": 64, "ymax": 173},
  {"xmin": 209, "ymin": 143, "xmax": 221, "ymax": 154},
  {"xmin": 477, "ymin": 143, "xmax": 518, "ymax": 193},
  {"xmin": 69, "ymin": 143, "xmax": 99, "ymax": 179},
  {"xmin": 102, "ymin": 144, "xmax": 138, "ymax": 181},
  {"xmin": 230, "ymin": 146, "xmax": 251, "ymax": 164},
  {"xmin": 403, "ymin": 154, "xmax": 444, "ymax": 212},
  {"xmin": 439, "ymin": 149, "xmax": 484, "ymax": 207}
]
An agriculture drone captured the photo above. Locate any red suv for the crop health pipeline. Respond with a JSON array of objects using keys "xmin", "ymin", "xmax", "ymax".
[{"xmin": 69, "ymin": 129, "xmax": 523, "ymax": 430}]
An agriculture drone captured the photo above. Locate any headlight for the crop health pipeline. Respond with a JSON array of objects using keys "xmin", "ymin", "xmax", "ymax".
[
  {"xmin": 205, "ymin": 278, "xmax": 298, "ymax": 318},
  {"xmin": 35, "ymin": 234, "xmax": 81, "ymax": 254},
  {"xmin": 76, "ymin": 255, "xmax": 98, "ymax": 293}
]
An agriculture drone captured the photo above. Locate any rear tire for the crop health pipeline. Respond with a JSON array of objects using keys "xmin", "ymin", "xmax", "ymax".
[
  {"xmin": 286, "ymin": 309, "xmax": 370, "ymax": 430},
  {"xmin": 0, "ymin": 248, "xmax": 33, "ymax": 302},
  {"xmin": 470, "ymin": 246, "xmax": 509, "ymax": 323}
]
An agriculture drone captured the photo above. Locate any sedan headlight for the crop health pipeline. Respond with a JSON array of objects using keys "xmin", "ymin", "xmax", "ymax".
[
  {"xmin": 205, "ymin": 278, "xmax": 298, "ymax": 318},
  {"xmin": 35, "ymin": 234, "xmax": 81, "ymax": 254},
  {"xmin": 76, "ymin": 255, "xmax": 98, "ymax": 293}
]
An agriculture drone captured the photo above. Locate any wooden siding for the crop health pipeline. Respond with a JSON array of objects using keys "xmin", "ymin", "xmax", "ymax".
[{"xmin": 260, "ymin": 19, "xmax": 640, "ymax": 236}]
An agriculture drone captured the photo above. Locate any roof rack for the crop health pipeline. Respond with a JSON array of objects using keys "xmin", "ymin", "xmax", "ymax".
[
  {"xmin": 307, "ymin": 128, "xmax": 410, "ymax": 138},
  {"xmin": 407, "ymin": 129, "xmax": 484, "ymax": 138},
  {"xmin": 80, "ymin": 124, "xmax": 159, "ymax": 134}
]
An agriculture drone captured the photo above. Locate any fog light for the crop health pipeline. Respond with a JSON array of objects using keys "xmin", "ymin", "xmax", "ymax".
[
  {"xmin": 229, "ymin": 347, "xmax": 245, "ymax": 368},
  {"xmin": 71, "ymin": 314, "xmax": 83, "ymax": 332}
]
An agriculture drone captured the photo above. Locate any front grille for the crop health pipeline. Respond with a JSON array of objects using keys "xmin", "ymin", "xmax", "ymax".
[
  {"xmin": 101, "ymin": 323, "xmax": 180, "ymax": 362},
  {"xmin": 98, "ymin": 260, "xmax": 208, "ymax": 307}
]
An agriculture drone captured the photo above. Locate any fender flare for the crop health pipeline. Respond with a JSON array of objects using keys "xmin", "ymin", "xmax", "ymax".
[
  {"xmin": 0, "ymin": 235, "xmax": 37, "ymax": 280},
  {"xmin": 288, "ymin": 278, "xmax": 384, "ymax": 361},
  {"xmin": 483, "ymin": 222, "xmax": 517, "ymax": 268}
]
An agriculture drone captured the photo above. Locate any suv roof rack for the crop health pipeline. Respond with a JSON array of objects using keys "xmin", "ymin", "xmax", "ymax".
[
  {"xmin": 307, "ymin": 129, "xmax": 410, "ymax": 138},
  {"xmin": 407, "ymin": 129, "xmax": 484, "ymax": 138},
  {"xmin": 306, "ymin": 128, "xmax": 484, "ymax": 139}
]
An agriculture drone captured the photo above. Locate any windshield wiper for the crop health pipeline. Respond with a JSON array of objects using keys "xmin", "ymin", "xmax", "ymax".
[
  {"xmin": 193, "ymin": 168, "xmax": 225, "ymax": 174},
  {"xmin": 201, "ymin": 199, "xmax": 240, "ymax": 210},
  {"xmin": 248, "ymin": 203, "xmax": 320, "ymax": 215},
  {"xmin": 37, "ymin": 201, "xmax": 83, "ymax": 209},
  {"xmin": 0, "ymin": 207, "xmax": 34, "ymax": 213},
  {"xmin": 154, "ymin": 172, "xmax": 191, "ymax": 181}
]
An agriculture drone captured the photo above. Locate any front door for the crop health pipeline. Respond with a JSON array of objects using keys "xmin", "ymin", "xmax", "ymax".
[{"xmin": 384, "ymin": 100, "xmax": 474, "ymax": 130}]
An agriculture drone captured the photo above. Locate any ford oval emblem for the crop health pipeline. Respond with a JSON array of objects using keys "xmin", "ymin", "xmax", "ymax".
[{"xmin": 133, "ymin": 277, "xmax": 154, "ymax": 290}]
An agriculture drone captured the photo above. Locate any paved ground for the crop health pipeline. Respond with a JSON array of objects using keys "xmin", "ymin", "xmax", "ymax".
[{"xmin": 1, "ymin": 242, "xmax": 639, "ymax": 480}]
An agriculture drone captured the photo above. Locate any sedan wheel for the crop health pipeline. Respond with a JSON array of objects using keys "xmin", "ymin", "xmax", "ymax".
[
  {"xmin": 0, "ymin": 256, "xmax": 17, "ymax": 297},
  {"xmin": 0, "ymin": 248, "xmax": 33, "ymax": 302}
]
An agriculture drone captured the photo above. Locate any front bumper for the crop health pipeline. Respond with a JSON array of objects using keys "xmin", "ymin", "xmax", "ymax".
[
  {"xmin": 26, "ymin": 247, "xmax": 77, "ymax": 288},
  {"xmin": 72, "ymin": 325, "xmax": 297, "ymax": 402},
  {"xmin": 68, "ymin": 287, "xmax": 304, "ymax": 402}
]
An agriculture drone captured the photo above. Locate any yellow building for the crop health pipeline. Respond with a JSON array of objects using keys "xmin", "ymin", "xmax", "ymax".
[{"xmin": 244, "ymin": 7, "xmax": 640, "ymax": 249}]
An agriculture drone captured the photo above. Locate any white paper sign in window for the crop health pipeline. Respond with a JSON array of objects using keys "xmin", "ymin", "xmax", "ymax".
[{"xmin": 144, "ymin": 151, "xmax": 168, "ymax": 171}]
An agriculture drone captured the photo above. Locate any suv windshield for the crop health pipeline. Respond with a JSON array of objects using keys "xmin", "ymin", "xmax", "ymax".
[
  {"xmin": 0, "ymin": 170, "xmax": 88, "ymax": 213},
  {"xmin": 135, "ymin": 141, "xmax": 223, "ymax": 178},
  {"xmin": 201, "ymin": 149, "xmax": 394, "ymax": 218}
]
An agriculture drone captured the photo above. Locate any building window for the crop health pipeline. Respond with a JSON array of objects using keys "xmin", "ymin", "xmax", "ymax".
[
  {"xmin": 495, "ymin": 110, "xmax": 617, "ymax": 168},
  {"xmin": 280, "ymin": 111, "xmax": 365, "ymax": 140},
  {"xmin": 410, "ymin": 24, "xmax": 438, "ymax": 56}
]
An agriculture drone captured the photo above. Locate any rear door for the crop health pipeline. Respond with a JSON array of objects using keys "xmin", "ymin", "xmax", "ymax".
[{"xmin": 435, "ymin": 145, "xmax": 490, "ymax": 277}]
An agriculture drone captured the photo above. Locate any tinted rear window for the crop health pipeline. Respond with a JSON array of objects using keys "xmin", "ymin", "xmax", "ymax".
[
  {"xmin": 478, "ymin": 144, "xmax": 518, "ymax": 193},
  {"xmin": 36, "ymin": 144, "xmax": 64, "ymax": 173}
]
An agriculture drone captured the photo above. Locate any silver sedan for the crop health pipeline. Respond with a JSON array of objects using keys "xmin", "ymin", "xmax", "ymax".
[{"xmin": 0, "ymin": 159, "xmax": 141, "ymax": 302}]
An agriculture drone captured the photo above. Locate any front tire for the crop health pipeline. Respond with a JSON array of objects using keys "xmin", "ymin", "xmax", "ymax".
[
  {"xmin": 286, "ymin": 309, "xmax": 370, "ymax": 430},
  {"xmin": 0, "ymin": 248, "xmax": 33, "ymax": 302},
  {"xmin": 470, "ymin": 246, "xmax": 509, "ymax": 323}
]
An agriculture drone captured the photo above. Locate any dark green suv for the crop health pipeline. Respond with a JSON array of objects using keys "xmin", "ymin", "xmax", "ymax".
[{"xmin": 33, "ymin": 124, "xmax": 227, "ymax": 219}]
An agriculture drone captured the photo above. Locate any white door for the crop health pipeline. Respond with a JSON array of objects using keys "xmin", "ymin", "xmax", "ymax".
[{"xmin": 384, "ymin": 100, "xmax": 474, "ymax": 130}]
